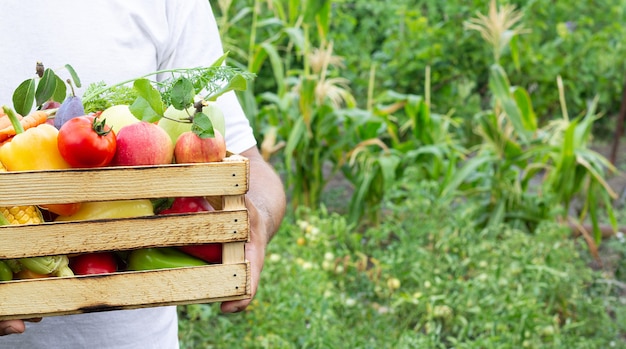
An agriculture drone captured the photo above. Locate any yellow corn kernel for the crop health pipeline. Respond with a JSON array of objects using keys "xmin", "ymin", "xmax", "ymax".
[
  {"xmin": 0, "ymin": 163, "xmax": 43, "ymax": 224},
  {"xmin": 0, "ymin": 161, "xmax": 44, "ymax": 225},
  {"xmin": 0, "ymin": 205, "xmax": 43, "ymax": 225}
]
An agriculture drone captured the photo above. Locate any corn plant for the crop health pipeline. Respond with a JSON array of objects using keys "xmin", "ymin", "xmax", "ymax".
[
  {"xmin": 264, "ymin": 41, "xmax": 358, "ymax": 208},
  {"xmin": 456, "ymin": 1, "xmax": 619, "ymax": 240},
  {"xmin": 213, "ymin": 0, "xmax": 349, "ymax": 210},
  {"xmin": 343, "ymin": 67, "xmax": 467, "ymax": 224}
]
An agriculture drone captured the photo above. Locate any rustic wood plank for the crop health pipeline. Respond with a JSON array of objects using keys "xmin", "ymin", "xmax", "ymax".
[
  {"xmin": 223, "ymin": 242, "xmax": 246, "ymax": 264},
  {"xmin": 0, "ymin": 158, "xmax": 249, "ymax": 206},
  {"xmin": 0, "ymin": 263, "xmax": 251, "ymax": 321},
  {"xmin": 0, "ymin": 210, "xmax": 249, "ymax": 258},
  {"xmin": 221, "ymin": 193, "xmax": 248, "ymax": 263}
]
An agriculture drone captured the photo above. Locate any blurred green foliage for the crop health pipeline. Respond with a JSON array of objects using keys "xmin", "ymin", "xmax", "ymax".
[
  {"xmin": 179, "ymin": 179, "xmax": 626, "ymax": 348},
  {"xmin": 330, "ymin": 0, "xmax": 626, "ymax": 138}
]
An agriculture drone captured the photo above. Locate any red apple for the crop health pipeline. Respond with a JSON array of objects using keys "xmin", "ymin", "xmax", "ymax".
[
  {"xmin": 112, "ymin": 121, "xmax": 174, "ymax": 166},
  {"xmin": 174, "ymin": 129, "xmax": 226, "ymax": 163}
]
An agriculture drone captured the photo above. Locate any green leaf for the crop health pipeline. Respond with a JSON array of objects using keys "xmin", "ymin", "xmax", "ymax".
[
  {"xmin": 488, "ymin": 200, "xmax": 506, "ymax": 227},
  {"xmin": 64, "ymin": 64, "xmax": 82, "ymax": 88},
  {"xmin": 170, "ymin": 77, "xmax": 195, "ymax": 110},
  {"xmin": 303, "ymin": 0, "xmax": 330, "ymax": 23},
  {"xmin": 283, "ymin": 27, "xmax": 306, "ymax": 53},
  {"xmin": 129, "ymin": 96, "xmax": 161, "ymax": 122},
  {"xmin": 260, "ymin": 42, "xmax": 285, "ymax": 95},
  {"xmin": 299, "ymin": 77, "xmax": 317, "ymax": 126},
  {"xmin": 314, "ymin": 0, "xmax": 331, "ymax": 42},
  {"xmin": 205, "ymin": 74, "xmax": 249, "ymax": 101},
  {"xmin": 510, "ymin": 35, "xmax": 521, "ymax": 72},
  {"xmin": 511, "ymin": 87, "xmax": 537, "ymax": 131},
  {"xmin": 288, "ymin": 0, "xmax": 299, "ymax": 24},
  {"xmin": 131, "ymin": 78, "xmax": 164, "ymax": 120},
  {"xmin": 204, "ymin": 102, "xmax": 226, "ymax": 137},
  {"xmin": 191, "ymin": 112, "xmax": 215, "ymax": 138},
  {"xmin": 12, "ymin": 78, "xmax": 36, "ymax": 116},
  {"xmin": 53, "ymin": 75, "xmax": 67, "ymax": 103},
  {"xmin": 574, "ymin": 96, "xmax": 599, "ymax": 148},
  {"xmin": 489, "ymin": 64, "xmax": 529, "ymax": 142},
  {"xmin": 249, "ymin": 45, "xmax": 268, "ymax": 74},
  {"xmin": 35, "ymin": 68, "xmax": 58, "ymax": 106},
  {"xmin": 210, "ymin": 52, "xmax": 229, "ymax": 68},
  {"xmin": 377, "ymin": 154, "xmax": 401, "ymax": 189},
  {"xmin": 441, "ymin": 154, "xmax": 495, "ymax": 199}
]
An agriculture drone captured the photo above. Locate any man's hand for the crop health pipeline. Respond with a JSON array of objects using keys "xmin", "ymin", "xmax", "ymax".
[
  {"xmin": 220, "ymin": 147, "xmax": 285, "ymax": 313},
  {"xmin": 0, "ymin": 318, "xmax": 41, "ymax": 336},
  {"xmin": 0, "ymin": 320, "xmax": 25, "ymax": 336}
]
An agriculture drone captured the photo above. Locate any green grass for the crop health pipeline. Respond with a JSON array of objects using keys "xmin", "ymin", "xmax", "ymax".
[{"xmin": 178, "ymin": 180, "xmax": 626, "ymax": 348}]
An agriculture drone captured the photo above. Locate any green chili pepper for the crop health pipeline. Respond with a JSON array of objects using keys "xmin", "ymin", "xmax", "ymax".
[
  {"xmin": 0, "ymin": 260, "xmax": 14, "ymax": 281},
  {"xmin": 127, "ymin": 248, "xmax": 208, "ymax": 271}
]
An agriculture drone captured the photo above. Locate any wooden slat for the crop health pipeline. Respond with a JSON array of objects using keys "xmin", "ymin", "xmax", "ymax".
[
  {"xmin": 0, "ymin": 263, "xmax": 250, "ymax": 321},
  {"xmin": 0, "ymin": 210, "xmax": 249, "ymax": 258},
  {"xmin": 0, "ymin": 157, "xmax": 248, "ymax": 206},
  {"xmin": 221, "ymin": 194, "xmax": 248, "ymax": 263}
]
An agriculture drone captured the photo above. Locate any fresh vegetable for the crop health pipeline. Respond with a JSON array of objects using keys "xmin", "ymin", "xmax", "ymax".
[
  {"xmin": 0, "ymin": 106, "xmax": 79, "ymax": 216},
  {"xmin": 3, "ymin": 252, "xmax": 74, "ymax": 278},
  {"xmin": 127, "ymin": 247, "xmax": 208, "ymax": 271},
  {"xmin": 14, "ymin": 269, "xmax": 50, "ymax": 279},
  {"xmin": 177, "ymin": 244, "xmax": 222, "ymax": 264},
  {"xmin": 0, "ymin": 109, "xmax": 49, "ymax": 143},
  {"xmin": 17, "ymin": 255, "xmax": 72, "ymax": 277},
  {"xmin": 0, "ymin": 106, "xmax": 70, "ymax": 171},
  {"xmin": 0, "ymin": 162, "xmax": 74, "ymax": 279},
  {"xmin": 158, "ymin": 197, "xmax": 222, "ymax": 263},
  {"xmin": 0, "ymin": 203, "xmax": 44, "ymax": 225},
  {"xmin": 70, "ymin": 252, "xmax": 117, "ymax": 275},
  {"xmin": 0, "ymin": 261, "xmax": 13, "ymax": 281},
  {"xmin": 57, "ymin": 115, "xmax": 117, "ymax": 168},
  {"xmin": 54, "ymin": 199, "xmax": 154, "ymax": 221},
  {"xmin": 158, "ymin": 196, "xmax": 214, "ymax": 214}
]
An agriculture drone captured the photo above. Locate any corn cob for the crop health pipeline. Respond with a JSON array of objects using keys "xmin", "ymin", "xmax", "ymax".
[
  {"xmin": 0, "ymin": 162, "xmax": 73, "ymax": 278},
  {"xmin": 0, "ymin": 205, "xmax": 43, "ymax": 225}
]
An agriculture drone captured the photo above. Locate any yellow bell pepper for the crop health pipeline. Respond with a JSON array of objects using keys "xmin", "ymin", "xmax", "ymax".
[
  {"xmin": 0, "ymin": 106, "xmax": 78, "ymax": 216},
  {"xmin": 0, "ymin": 123, "xmax": 70, "ymax": 171},
  {"xmin": 54, "ymin": 200, "xmax": 155, "ymax": 221}
]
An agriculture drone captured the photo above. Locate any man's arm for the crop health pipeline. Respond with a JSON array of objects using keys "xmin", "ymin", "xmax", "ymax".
[{"xmin": 220, "ymin": 146, "xmax": 286, "ymax": 313}]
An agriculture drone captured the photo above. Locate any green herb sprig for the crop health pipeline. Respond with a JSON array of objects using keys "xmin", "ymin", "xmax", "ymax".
[{"xmin": 81, "ymin": 52, "xmax": 255, "ymax": 138}]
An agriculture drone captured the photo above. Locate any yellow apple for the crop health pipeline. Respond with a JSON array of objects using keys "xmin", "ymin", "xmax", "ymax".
[{"xmin": 97, "ymin": 105, "xmax": 140, "ymax": 134}]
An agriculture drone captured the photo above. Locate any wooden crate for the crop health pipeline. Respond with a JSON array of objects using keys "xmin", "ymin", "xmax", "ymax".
[{"xmin": 0, "ymin": 154, "xmax": 250, "ymax": 321}]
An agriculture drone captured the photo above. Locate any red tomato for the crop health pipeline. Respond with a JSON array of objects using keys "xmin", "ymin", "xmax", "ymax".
[
  {"xmin": 69, "ymin": 252, "xmax": 118, "ymax": 275},
  {"xmin": 57, "ymin": 116, "xmax": 116, "ymax": 168}
]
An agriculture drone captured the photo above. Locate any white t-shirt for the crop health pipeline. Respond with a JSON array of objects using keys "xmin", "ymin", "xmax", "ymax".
[
  {"xmin": 0, "ymin": 0, "xmax": 256, "ymax": 155},
  {"xmin": 0, "ymin": 1, "xmax": 256, "ymax": 348}
]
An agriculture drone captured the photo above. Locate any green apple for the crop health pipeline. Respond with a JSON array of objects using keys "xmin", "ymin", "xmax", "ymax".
[
  {"xmin": 158, "ymin": 106, "xmax": 193, "ymax": 144},
  {"xmin": 158, "ymin": 102, "xmax": 226, "ymax": 144},
  {"xmin": 97, "ymin": 105, "xmax": 140, "ymax": 134}
]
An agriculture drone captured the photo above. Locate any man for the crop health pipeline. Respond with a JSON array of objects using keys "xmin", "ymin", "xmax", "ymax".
[{"xmin": 0, "ymin": 1, "xmax": 286, "ymax": 347}]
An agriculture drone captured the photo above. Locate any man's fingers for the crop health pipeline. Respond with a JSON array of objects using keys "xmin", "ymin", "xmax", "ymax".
[
  {"xmin": 0, "ymin": 320, "xmax": 25, "ymax": 336},
  {"xmin": 221, "ymin": 299, "xmax": 251, "ymax": 314}
]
